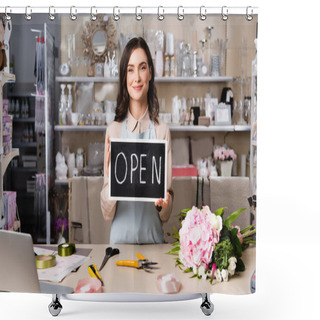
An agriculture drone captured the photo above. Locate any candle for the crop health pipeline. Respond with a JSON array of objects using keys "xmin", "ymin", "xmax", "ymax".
[{"xmin": 166, "ymin": 32, "xmax": 174, "ymax": 56}]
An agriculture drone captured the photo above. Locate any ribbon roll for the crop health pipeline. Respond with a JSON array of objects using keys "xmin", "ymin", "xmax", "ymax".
[
  {"xmin": 36, "ymin": 255, "xmax": 56, "ymax": 269},
  {"xmin": 58, "ymin": 243, "xmax": 76, "ymax": 257},
  {"xmin": 157, "ymin": 273, "xmax": 181, "ymax": 294},
  {"xmin": 75, "ymin": 278, "xmax": 102, "ymax": 294}
]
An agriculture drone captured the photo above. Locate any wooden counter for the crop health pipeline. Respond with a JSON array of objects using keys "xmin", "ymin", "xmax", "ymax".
[{"xmin": 55, "ymin": 244, "xmax": 255, "ymax": 295}]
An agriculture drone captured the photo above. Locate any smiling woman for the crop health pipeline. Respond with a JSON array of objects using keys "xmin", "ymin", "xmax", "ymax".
[{"xmin": 100, "ymin": 37, "xmax": 173, "ymax": 245}]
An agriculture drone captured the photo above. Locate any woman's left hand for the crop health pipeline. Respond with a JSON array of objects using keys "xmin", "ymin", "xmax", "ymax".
[{"xmin": 155, "ymin": 192, "xmax": 170, "ymax": 210}]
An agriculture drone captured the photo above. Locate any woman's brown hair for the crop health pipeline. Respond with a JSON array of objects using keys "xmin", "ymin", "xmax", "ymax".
[{"xmin": 115, "ymin": 37, "xmax": 159, "ymax": 123}]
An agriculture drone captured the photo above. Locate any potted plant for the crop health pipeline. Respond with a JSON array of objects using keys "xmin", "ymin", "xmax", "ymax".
[{"xmin": 213, "ymin": 146, "xmax": 237, "ymax": 177}]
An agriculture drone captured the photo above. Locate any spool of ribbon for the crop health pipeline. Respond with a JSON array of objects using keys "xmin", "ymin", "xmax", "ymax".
[
  {"xmin": 75, "ymin": 278, "xmax": 102, "ymax": 294},
  {"xmin": 35, "ymin": 255, "xmax": 56, "ymax": 269},
  {"xmin": 58, "ymin": 243, "xmax": 76, "ymax": 257},
  {"xmin": 157, "ymin": 273, "xmax": 181, "ymax": 294}
]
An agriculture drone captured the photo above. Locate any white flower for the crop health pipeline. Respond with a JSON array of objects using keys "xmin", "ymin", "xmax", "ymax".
[
  {"xmin": 198, "ymin": 265, "xmax": 207, "ymax": 280},
  {"xmin": 221, "ymin": 269, "xmax": 229, "ymax": 281},
  {"xmin": 228, "ymin": 257, "xmax": 237, "ymax": 276},
  {"xmin": 202, "ymin": 206, "xmax": 222, "ymax": 232},
  {"xmin": 193, "ymin": 266, "xmax": 198, "ymax": 275},
  {"xmin": 214, "ymin": 269, "xmax": 222, "ymax": 282},
  {"xmin": 228, "ymin": 257, "xmax": 237, "ymax": 264}
]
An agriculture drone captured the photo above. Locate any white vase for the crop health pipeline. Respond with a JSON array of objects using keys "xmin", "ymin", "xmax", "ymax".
[{"xmin": 220, "ymin": 160, "xmax": 233, "ymax": 177}]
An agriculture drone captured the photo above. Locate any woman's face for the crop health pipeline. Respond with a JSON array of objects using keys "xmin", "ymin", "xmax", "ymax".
[{"xmin": 126, "ymin": 47, "xmax": 151, "ymax": 106}]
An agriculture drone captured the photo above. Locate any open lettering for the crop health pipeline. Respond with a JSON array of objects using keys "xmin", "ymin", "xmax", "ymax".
[
  {"xmin": 110, "ymin": 140, "xmax": 166, "ymax": 201},
  {"xmin": 114, "ymin": 152, "xmax": 162, "ymax": 185}
]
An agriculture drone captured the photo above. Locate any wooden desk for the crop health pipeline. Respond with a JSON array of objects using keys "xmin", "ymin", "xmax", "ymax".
[{"xmin": 56, "ymin": 244, "xmax": 255, "ymax": 295}]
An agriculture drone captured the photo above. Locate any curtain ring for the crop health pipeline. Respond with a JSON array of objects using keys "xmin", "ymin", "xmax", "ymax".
[
  {"xmin": 49, "ymin": 6, "xmax": 56, "ymax": 21},
  {"xmin": 200, "ymin": 6, "xmax": 207, "ymax": 21},
  {"xmin": 90, "ymin": 6, "xmax": 97, "ymax": 21},
  {"xmin": 5, "ymin": 6, "xmax": 12, "ymax": 21},
  {"xmin": 135, "ymin": 6, "xmax": 142, "ymax": 21},
  {"xmin": 25, "ymin": 6, "xmax": 32, "ymax": 21},
  {"xmin": 177, "ymin": 6, "xmax": 184, "ymax": 21},
  {"xmin": 246, "ymin": 6, "xmax": 253, "ymax": 21},
  {"xmin": 70, "ymin": 6, "xmax": 77, "ymax": 21},
  {"xmin": 113, "ymin": 6, "xmax": 120, "ymax": 21},
  {"xmin": 221, "ymin": 6, "xmax": 228, "ymax": 21},
  {"xmin": 157, "ymin": 6, "xmax": 164, "ymax": 21}
]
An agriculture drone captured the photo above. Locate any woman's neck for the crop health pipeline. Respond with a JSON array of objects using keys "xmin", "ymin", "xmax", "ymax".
[{"xmin": 129, "ymin": 101, "xmax": 148, "ymax": 120}]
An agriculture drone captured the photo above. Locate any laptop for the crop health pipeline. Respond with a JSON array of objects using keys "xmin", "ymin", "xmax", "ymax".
[{"xmin": 0, "ymin": 230, "xmax": 73, "ymax": 294}]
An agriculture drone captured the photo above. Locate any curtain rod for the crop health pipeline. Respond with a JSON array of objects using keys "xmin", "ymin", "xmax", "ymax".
[{"xmin": 0, "ymin": 6, "xmax": 258, "ymax": 21}]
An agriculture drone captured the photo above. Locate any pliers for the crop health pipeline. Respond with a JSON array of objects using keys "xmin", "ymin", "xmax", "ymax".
[{"xmin": 116, "ymin": 253, "xmax": 158, "ymax": 272}]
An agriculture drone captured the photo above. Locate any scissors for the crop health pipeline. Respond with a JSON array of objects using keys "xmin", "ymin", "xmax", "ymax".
[
  {"xmin": 116, "ymin": 253, "xmax": 158, "ymax": 272},
  {"xmin": 99, "ymin": 247, "xmax": 120, "ymax": 271}
]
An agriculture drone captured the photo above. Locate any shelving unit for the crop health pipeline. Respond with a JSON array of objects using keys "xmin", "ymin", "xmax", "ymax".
[{"xmin": 0, "ymin": 72, "xmax": 19, "ymax": 230}]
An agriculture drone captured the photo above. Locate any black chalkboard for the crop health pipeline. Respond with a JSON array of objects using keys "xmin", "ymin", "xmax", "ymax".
[{"xmin": 109, "ymin": 139, "xmax": 167, "ymax": 201}]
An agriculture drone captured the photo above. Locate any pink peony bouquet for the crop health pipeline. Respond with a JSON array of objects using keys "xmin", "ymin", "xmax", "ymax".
[
  {"xmin": 168, "ymin": 205, "xmax": 255, "ymax": 283},
  {"xmin": 214, "ymin": 146, "xmax": 237, "ymax": 162}
]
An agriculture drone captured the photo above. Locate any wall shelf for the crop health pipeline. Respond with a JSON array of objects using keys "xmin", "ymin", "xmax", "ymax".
[
  {"xmin": 56, "ymin": 76, "xmax": 233, "ymax": 83},
  {"xmin": 13, "ymin": 142, "xmax": 37, "ymax": 148},
  {"xmin": 55, "ymin": 124, "xmax": 250, "ymax": 133},
  {"xmin": 169, "ymin": 124, "xmax": 251, "ymax": 132},
  {"xmin": 13, "ymin": 117, "xmax": 35, "ymax": 123},
  {"xmin": 55, "ymin": 125, "xmax": 107, "ymax": 132}
]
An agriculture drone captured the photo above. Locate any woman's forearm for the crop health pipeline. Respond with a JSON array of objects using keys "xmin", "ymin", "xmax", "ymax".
[{"xmin": 100, "ymin": 182, "xmax": 117, "ymax": 221}]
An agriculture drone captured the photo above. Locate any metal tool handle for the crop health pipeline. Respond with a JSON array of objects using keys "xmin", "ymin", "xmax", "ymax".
[{"xmin": 116, "ymin": 260, "xmax": 139, "ymax": 268}]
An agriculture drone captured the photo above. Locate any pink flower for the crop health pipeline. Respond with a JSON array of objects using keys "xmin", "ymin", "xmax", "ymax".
[
  {"xmin": 232, "ymin": 225, "xmax": 243, "ymax": 244},
  {"xmin": 214, "ymin": 146, "xmax": 237, "ymax": 161},
  {"xmin": 211, "ymin": 263, "xmax": 216, "ymax": 276},
  {"xmin": 179, "ymin": 206, "xmax": 220, "ymax": 269}
]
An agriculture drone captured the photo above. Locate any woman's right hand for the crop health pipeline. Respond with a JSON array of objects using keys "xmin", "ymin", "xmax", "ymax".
[{"xmin": 105, "ymin": 136, "xmax": 110, "ymax": 177}]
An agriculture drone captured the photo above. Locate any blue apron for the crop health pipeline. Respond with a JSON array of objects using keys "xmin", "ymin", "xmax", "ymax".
[{"xmin": 109, "ymin": 118, "xmax": 164, "ymax": 244}]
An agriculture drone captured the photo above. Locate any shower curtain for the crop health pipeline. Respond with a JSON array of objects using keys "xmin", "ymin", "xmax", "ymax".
[{"xmin": 0, "ymin": 4, "xmax": 257, "ymax": 305}]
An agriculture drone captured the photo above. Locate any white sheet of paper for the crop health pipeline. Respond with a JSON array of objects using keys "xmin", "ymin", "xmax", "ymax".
[{"xmin": 34, "ymin": 247, "xmax": 89, "ymax": 283}]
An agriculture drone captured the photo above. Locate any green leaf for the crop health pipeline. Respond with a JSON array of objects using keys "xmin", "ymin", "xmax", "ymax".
[
  {"xmin": 230, "ymin": 228, "xmax": 243, "ymax": 257},
  {"xmin": 214, "ymin": 207, "xmax": 226, "ymax": 217},
  {"xmin": 181, "ymin": 208, "xmax": 192, "ymax": 214},
  {"xmin": 175, "ymin": 260, "xmax": 183, "ymax": 267},
  {"xmin": 224, "ymin": 208, "xmax": 246, "ymax": 228},
  {"xmin": 240, "ymin": 224, "xmax": 255, "ymax": 234},
  {"xmin": 242, "ymin": 229, "xmax": 256, "ymax": 239},
  {"xmin": 166, "ymin": 247, "xmax": 180, "ymax": 255},
  {"xmin": 172, "ymin": 226, "xmax": 180, "ymax": 240},
  {"xmin": 236, "ymin": 258, "xmax": 245, "ymax": 272},
  {"xmin": 190, "ymin": 274, "xmax": 197, "ymax": 278},
  {"xmin": 172, "ymin": 241, "xmax": 180, "ymax": 247},
  {"xmin": 184, "ymin": 268, "xmax": 193, "ymax": 273},
  {"xmin": 243, "ymin": 240, "xmax": 256, "ymax": 245},
  {"xmin": 220, "ymin": 225, "xmax": 231, "ymax": 242}
]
